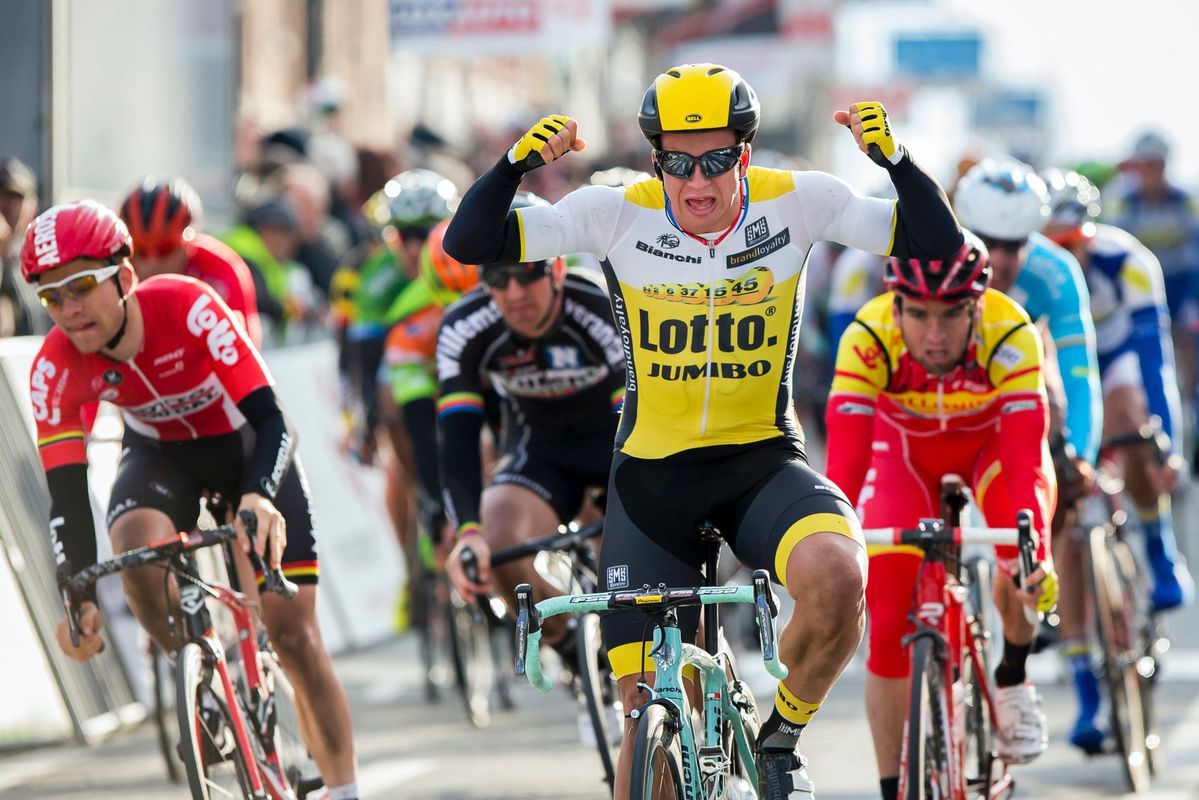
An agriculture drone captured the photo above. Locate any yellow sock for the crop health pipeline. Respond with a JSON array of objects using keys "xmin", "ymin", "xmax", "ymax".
[{"xmin": 775, "ymin": 681, "xmax": 821, "ymax": 726}]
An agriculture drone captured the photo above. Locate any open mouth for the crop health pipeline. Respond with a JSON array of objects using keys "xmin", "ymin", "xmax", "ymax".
[{"xmin": 684, "ymin": 197, "xmax": 717, "ymax": 215}]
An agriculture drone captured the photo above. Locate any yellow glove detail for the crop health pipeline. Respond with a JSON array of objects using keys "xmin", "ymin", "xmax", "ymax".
[
  {"xmin": 852, "ymin": 101, "xmax": 902, "ymax": 167},
  {"xmin": 1035, "ymin": 563, "xmax": 1059, "ymax": 614},
  {"xmin": 509, "ymin": 115, "xmax": 573, "ymax": 173}
]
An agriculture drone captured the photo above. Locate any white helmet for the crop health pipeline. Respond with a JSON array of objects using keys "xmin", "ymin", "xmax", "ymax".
[{"xmin": 953, "ymin": 157, "xmax": 1051, "ymax": 241}]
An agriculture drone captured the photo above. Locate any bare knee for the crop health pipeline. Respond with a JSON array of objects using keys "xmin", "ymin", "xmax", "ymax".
[
  {"xmin": 784, "ymin": 535, "xmax": 866, "ymax": 641},
  {"xmin": 267, "ymin": 617, "xmax": 324, "ymax": 667}
]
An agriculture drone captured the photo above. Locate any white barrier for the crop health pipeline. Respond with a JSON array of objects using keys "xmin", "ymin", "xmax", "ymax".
[{"xmin": 264, "ymin": 339, "xmax": 404, "ymax": 651}]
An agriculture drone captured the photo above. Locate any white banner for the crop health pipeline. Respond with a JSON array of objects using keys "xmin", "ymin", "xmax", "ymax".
[
  {"xmin": 264, "ymin": 340, "xmax": 404, "ymax": 651},
  {"xmin": 390, "ymin": 0, "xmax": 612, "ymax": 54}
]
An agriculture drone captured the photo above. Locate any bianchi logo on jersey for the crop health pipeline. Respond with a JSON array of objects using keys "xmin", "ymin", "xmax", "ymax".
[
  {"xmin": 642, "ymin": 266, "xmax": 775, "ymax": 307},
  {"xmin": 128, "ymin": 374, "xmax": 223, "ymax": 421},
  {"xmin": 656, "ymin": 233, "xmax": 680, "ymax": 249},
  {"xmin": 636, "ymin": 240, "xmax": 700, "ymax": 263},
  {"xmin": 745, "ymin": 216, "xmax": 769, "ymax": 246},
  {"xmin": 494, "ymin": 365, "xmax": 610, "ymax": 398}
]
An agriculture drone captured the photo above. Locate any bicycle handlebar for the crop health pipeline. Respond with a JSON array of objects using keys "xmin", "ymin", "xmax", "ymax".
[
  {"xmin": 861, "ymin": 524, "xmax": 1020, "ymax": 547},
  {"xmin": 1102, "ymin": 415, "xmax": 1172, "ymax": 468},
  {"xmin": 60, "ymin": 515, "xmax": 297, "ymax": 647},
  {"xmin": 514, "ymin": 569, "xmax": 788, "ymax": 693},
  {"xmin": 491, "ymin": 520, "xmax": 603, "ymax": 568}
]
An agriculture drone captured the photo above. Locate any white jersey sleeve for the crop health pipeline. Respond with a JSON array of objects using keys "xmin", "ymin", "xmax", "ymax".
[
  {"xmin": 790, "ymin": 170, "xmax": 896, "ymax": 256},
  {"xmin": 514, "ymin": 185, "xmax": 626, "ymax": 263}
]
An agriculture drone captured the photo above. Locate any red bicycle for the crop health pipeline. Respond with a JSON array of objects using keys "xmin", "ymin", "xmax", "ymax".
[
  {"xmin": 60, "ymin": 511, "xmax": 322, "ymax": 800},
  {"xmin": 863, "ymin": 476, "xmax": 1042, "ymax": 800}
]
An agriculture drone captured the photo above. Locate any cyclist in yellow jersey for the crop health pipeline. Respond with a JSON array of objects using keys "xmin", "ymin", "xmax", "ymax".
[{"xmin": 445, "ymin": 64, "xmax": 964, "ymax": 800}]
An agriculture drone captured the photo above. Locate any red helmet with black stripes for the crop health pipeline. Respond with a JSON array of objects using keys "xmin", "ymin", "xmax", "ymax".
[{"xmin": 884, "ymin": 231, "xmax": 991, "ymax": 303}]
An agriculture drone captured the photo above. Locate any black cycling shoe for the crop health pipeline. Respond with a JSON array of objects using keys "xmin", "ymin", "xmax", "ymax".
[{"xmin": 757, "ymin": 748, "xmax": 816, "ymax": 799}]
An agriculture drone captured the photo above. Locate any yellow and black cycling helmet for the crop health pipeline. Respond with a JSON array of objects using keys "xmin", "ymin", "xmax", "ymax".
[{"xmin": 638, "ymin": 64, "xmax": 760, "ymax": 146}]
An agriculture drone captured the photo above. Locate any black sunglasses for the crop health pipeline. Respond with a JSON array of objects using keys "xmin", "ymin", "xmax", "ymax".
[
  {"xmin": 481, "ymin": 262, "xmax": 551, "ymax": 289},
  {"xmin": 979, "ymin": 236, "xmax": 1026, "ymax": 255},
  {"xmin": 654, "ymin": 145, "xmax": 744, "ymax": 179}
]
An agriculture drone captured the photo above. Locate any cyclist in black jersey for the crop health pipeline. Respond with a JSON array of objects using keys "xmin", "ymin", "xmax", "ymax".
[{"xmin": 441, "ymin": 193, "xmax": 626, "ymax": 652}]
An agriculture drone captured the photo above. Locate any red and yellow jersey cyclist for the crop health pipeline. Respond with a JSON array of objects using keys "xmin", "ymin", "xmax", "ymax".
[{"xmin": 825, "ymin": 233, "xmax": 1058, "ymax": 797}]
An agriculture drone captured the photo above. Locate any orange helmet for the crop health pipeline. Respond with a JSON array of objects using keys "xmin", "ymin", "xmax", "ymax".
[{"xmin": 420, "ymin": 219, "xmax": 477, "ymax": 295}]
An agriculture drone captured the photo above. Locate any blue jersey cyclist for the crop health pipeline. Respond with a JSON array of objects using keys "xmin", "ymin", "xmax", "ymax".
[
  {"xmin": 444, "ymin": 63, "xmax": 964, "ymax": 800},
  {"xmin": 954, "ymin": 157, "xmax": 1103, "ymax": 469},
  {"xmin": 1041, "ymin": 168, "xmax": 1193, "ymax": 751}
]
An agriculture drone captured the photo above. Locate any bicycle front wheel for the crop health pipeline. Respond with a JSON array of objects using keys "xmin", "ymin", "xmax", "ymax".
[
  {"xmin": 448, "ymin": 592, "xmax": 495, "ymax": 727},
  {"xmin": 1089, "ymin": 529, "xmax": 1150, "ymax": 792},
  {"xmin": 904, "ymin": 636, "xmax": 954, "ymax": 800},
  {"xmin": 629, "ymin": 703, "xmax": 687, "ymax": 800},
  {"xmin": 176, "ymin": 641, "xmax": 258, "ymax": 800},
  {"xmin": 577, "ymin": 612, "xmax": 620, "ymax": 791}
]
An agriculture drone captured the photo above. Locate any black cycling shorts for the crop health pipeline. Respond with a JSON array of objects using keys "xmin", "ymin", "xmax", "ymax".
[
  {"xmin": 491, "ymin": 426, "xmax": 614, "ymax": 524},
  {"xmin": 599, "ymin": 436, "xmax": 863, "ymax": 678},
  {"xmin": 108, "ymin": 427, "xmax": 319, "ymax": 585}
]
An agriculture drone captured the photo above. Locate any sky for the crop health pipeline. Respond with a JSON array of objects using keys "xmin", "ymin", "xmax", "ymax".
[{"xmin": 831, "ymin": 0, "xmax": 1194, "ymax": 190}]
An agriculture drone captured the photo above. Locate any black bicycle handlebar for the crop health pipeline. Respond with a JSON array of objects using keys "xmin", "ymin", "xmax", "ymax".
[
  {"xmin": 238, "ymin": 511, "xmax": 299, "ymax": 600},
  {"xmin": 491, "ymin": 521, "xmax": 603, "ymax": 568},
  {"xmin": 1103, "ymin": 415, "xmax": 1171, "ymax": 468}
]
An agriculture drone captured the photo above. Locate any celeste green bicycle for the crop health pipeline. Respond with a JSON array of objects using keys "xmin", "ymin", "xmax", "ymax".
[{"xmin": 516, "ymin": 546, "xmax": 786, "ymax": 799}]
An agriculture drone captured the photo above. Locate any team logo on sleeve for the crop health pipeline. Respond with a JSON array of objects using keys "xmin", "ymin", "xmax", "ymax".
[
  {"xmin": 31, "ymin": 356, "xmax": 63, "ymax": 425},
  {"xmin": 186, "ymin": 293, "xmax": 240, "ymax": 365}
]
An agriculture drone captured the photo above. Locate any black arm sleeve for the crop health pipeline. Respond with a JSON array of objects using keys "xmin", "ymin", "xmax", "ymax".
[
  {"xmin": 46, "ymin": 463, "xmax": 99, "ymax": 602},
  {"xmin": 443, "ymin": 154, "xmax": 526, "ymax": 265},
  {"xmin": 237, "ymin": 386, "xmax": 297, "ymax": 500},
  {"xmin": 439, "ymin": 410, "xmax": 485, "ymax": 530},
  {"xmin": 401, "ymin": 397, "xmax": 442, "ymax": 505},
  {"xmin": 885, "ymin": 152, "xmax": 964, "ymax": 260}
]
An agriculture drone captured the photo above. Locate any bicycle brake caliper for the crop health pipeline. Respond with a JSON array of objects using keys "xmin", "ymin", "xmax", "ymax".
[{"xmin": 698, "ymin": 746, "xmax": 728, "ymax": 799}]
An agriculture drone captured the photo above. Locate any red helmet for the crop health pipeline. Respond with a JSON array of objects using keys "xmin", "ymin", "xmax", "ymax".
[
  {"xmin": 119, "ymin": 176, "xmax": 202, "ymax": 256},
  {"xmin": 884, "ymin": 231, "xmax": 991, "ymax": 303},
  {"xmin": 21, "ymin": 200, "xmax": 132, "ymax": 283}
]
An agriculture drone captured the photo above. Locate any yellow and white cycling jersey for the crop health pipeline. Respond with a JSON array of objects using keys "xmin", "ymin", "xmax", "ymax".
[{"xmin": 514, "ymin": 166, "xmax": 898, "ymax": 458}]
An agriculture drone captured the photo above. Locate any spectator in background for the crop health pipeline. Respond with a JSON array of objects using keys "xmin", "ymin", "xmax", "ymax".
[
  {"xmin": 0, "ymin": 157, "xmax": 49, "ymax": 336},
  {"xmin": 280, "ymin": 162, "xmax": 347, "ymax": 296},
  {"xmin": 1107, "ymin": 131, "xmax": 1199, "ymax": 399},
  {"xmin": 223, "ymin": 195, "xmax": 322, "ymax": 343},
  {"xmin": 305, "ymin": 76, "xmax": 367, "ymax": 250}
]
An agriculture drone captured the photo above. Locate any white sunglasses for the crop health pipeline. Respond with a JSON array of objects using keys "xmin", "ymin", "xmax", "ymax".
[{"xmin": 36, "ymin": 264, "xmax": 122, "ymax": 308}]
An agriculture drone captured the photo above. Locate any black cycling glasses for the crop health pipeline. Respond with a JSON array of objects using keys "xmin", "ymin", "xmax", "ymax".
[
  {"xmin": 654, "ymin": 145, "xmax": 744, "ymax": 179},
  {"xmin": 481, "ymin": 261, "xmax": 552, "ymax": 289},
  {"xmin": 979, "ymin": 236, "xmax": 1027, "ymax": 255}
]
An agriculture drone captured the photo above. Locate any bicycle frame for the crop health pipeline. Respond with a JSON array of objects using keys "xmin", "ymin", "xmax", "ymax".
[
  {"xmin": 866, "ymin": 518, "xmax": 1029, "ymax": 800},
  {"xmin": 63, "ymin": 524, "xmax": 300, "ymax": 800},
  {"xmin": 516, "ymin": 577, "xmax": 787, "ymax": 800}
]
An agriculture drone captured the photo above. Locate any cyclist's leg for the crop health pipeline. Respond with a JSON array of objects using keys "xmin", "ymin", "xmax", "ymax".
[
  {"xmin": 1104, "ymin": 352, "xmax": 1192, "ymax": 609},
  {"xmin": 480, "ymin": 481, "xmax": 566, "ymax": 641},
  {"xmin": 254, "ymin": 456, "xmax": 357, "ymax": 790},
  {"xmin": 806, "ymin": 421, "xmax": 935, "ymax": 789},
  {"xmin": 601, "ymin": 452, "xmax": 707, "ymax": 800},
  {"xmin": 974, "ymin": 439, "xmax": 1054, "ymax": 762},
  {"xmin": 107, "ymin": 433, "xmax": 205, "ymax": 652},
  {"xmin": 730, "ymin": 455, "xmax": 866, "ymax": 748}
]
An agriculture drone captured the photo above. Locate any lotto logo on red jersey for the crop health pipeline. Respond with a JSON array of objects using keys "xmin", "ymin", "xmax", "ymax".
[
  {"xmin": 31, "ymin": 356, "xmax": 62, "ymax": 425},
  {"xmin": 186, "ymin": 293, "xmax": 239, "ymax": 365}
]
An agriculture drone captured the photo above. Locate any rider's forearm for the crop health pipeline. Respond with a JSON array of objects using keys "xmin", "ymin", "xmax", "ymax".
[
  {"xmin": 823, "ymin": 395, "xmax": 876, "ymax": 504},
  {"xmin": 443, "ymin": 155, "xmax": 525, "ymax": 266},
  {"xmin": 438, "ymin": 407, "xmax": 485, "ymax": 534},
  {"xmin": 1131, "ymin": 305, "xmax": 1183, "ymax": 450},
  {"xmin": 46, "ymin": 463, "xmax": 99, "ymax": 601},
  {"xmin": 237, "ymin": 386, "xmax": 297, "ymax": 500},
  {"xmin": 1054, "ymin": 341, "xmax": 1102, "ymax": 464},
  {"xmin": 401, "ymin": 397, "xmax": 442, "ymax": 505},
  {"xmin": 886, "ymin": 152, "xmax": 963, "ymax": 260},
  {"xmin": 997, "ymin": 399, "xmax": 1054, "ymax": 560}
]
